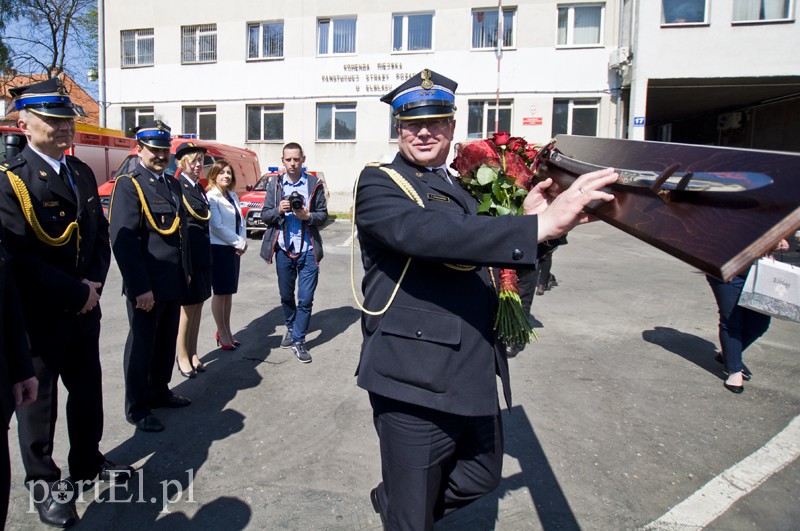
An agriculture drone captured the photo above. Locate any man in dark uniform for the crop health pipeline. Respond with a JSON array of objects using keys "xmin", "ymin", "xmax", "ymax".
[
  {"xmin": 354, "ymin": 69, "xmax": 619, "ymax": 529},
  {"xmin": 1, "ymin": 231, "xmax": 37, "ymax": 529},
  {"xmin": 109, "ymin": 120, "xmax": 192, "ymax": 433},
  {"xmin": 0, "ymin": 78, "xmax": 132, "ymax": 528}
]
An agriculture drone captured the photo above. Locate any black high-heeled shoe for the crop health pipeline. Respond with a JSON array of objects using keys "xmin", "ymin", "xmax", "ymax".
[
  {"xmin": 176, "ymin": 356, "xmax": 196, "ymax": 378},
  {"xmin": 723, "ymin": 382, "xmax": 744, "ymax": 394},
  {"xmin": 191, "ymin": 357, "xmax": 206, "ymax": 373},
  {"xmin": 715, "ymin": 353, "xmax": 752, "ymax": 381}
]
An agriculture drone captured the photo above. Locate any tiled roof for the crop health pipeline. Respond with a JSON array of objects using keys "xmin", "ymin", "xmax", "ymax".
[{"xmin": 1, "ymin": 73, "xmax": 99, "ymax": 126}]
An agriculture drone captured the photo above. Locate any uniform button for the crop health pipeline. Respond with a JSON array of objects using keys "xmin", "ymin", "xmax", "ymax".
[
  {"xmin": 415, "ymin": 330, "xmax": 422, "ymax": 338},
  {"xmin": 512, "ymin": 249, "xmax": 524, "ymax": 260}
]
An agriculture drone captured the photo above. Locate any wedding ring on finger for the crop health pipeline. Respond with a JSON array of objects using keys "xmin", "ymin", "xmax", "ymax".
[{"xmin": 578, "ymin": 187, "xmax": 585, "ymax": 194}]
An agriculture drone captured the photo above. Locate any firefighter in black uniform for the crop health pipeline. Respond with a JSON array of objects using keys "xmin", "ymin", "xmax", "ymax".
[
  {"xmin": 354, "ymin": 69, "xmax": 619, "ymax": 529},
  {"xmin": 0, "ymin": 78, "xmax": 132, "ymax": 529},
  {"xmin": 109, "ymin": 120, "xmax": 192, "ymax": 433}
]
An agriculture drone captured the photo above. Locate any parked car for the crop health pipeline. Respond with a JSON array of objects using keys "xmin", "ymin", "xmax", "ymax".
[
  {"xmin": 97, "ymin": 136, "xmax": 261, "ymax": 217},
  {"xmin": 239, "ymin": 168, "xmax": 328, "ymax": 238},
  {"xmin": 1, "ymin": 123, "xmax": 136, "ymax": 186}
]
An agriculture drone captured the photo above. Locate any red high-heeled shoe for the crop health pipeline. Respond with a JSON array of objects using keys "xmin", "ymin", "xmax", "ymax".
[{"xmin": 215, "ymin": 331, "xmax": 237, "ymax": 351}]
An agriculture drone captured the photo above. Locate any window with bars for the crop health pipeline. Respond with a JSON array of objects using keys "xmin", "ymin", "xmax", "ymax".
[
  {"xmin": 392, "ymin": 13, "xmax": 433, "ymax": 52},
  {"xmin": 122, "ymin": 107, "xmax": 154, "ymax": 137},
  {"xmin": 182, "ymin": 106, "xmax": 216, "ymax": 140},
  {"xmin": 121, "ymin": 29, "xmax": 154, "ymax": 67},
  {"xmin": 317, "ymin": 103, "xmax": 356, "ymax": 140},
  {"xmin": 471, "ymin": 8, "xmax": 515, "ymax": 49},
  {"xmin": 318, "ymin": 17, "xmax": 357, "ymax": 55},
  {"xmin": 182, "ymin": 24, "xmax": 217, "ymax": 64},
  {"xmin": 467, "ymin": 100, "xmax": 513, "ymax": 139},
  {"xmin": 246, "ymin": 104, "xmax": 284, "ymax": 141},
  {"xmin": 732, "ymin": 0, "xmax": 792, "ymax": 22},
  {"xmin": 248, "ymin": 21, "xmax": 284, "ymax": 60},
  {"xmin": 551, "ymin": 99, "xmax": 599, "ymax": 137},
  {"xmin": 557, "ymin": 4, "xmax": 604, "ymax": 46},
  {"xmin": 661, "ymin": 0, "xmax": 707, "ymax": 24}
]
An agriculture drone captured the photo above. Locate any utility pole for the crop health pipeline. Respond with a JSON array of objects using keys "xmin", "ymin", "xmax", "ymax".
[
  {"xmin": 98, "ymin": 0, "xmax": 107, "ymax": 127},
  {"xmin": 494, "ymin": 0, "xmax": 503, "ymax": 133}
]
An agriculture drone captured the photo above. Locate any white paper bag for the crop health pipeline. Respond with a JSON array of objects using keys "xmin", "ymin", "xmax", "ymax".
[{"xmin": 738, "ymin": 258, "xmax": 800, "ymax": 322}]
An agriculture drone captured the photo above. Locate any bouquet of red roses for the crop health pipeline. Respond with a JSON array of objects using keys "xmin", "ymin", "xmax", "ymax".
[{"xmin": 450, "ymin": 131, "xmax": 547, "ymax": 346}]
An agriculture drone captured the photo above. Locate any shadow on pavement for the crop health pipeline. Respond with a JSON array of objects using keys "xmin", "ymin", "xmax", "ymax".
[
  {"xmin": 641, "ymin": 325, "xmax": 721, "ymax": 379},
  {"xmin": 437, "ymin": 405, "xmax": 580, "ymax": 531}
]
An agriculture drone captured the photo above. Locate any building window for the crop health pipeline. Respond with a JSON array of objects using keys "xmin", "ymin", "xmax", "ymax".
[
  {"xmin": 182, "ymin": 24, "xmax": 217, "ymax": 64},
  {"xmin": 121, "ymin": 107, "xmax": 154, "ymax": 137},
  {"xmin": 471, "ymin": 8, "xmax": 515, "ymax": 49},
  {"xmin": 732, "ymin": 0, "xmax": 792, "ymax": 22},
  {"xmin": 557, "ymin": 4, "xmax": 604, "ymax": 46},
  {"xmin": 182, "ymin": 106, "xmax": 216, "ymax": 140},
  {"xmin": 318, "ymin": 17, "xmax": 357, "ymax": 55},
  {"xmin": 121, "ymin": 29, "xmax": 154, "ymax": 67},
  {"xmin": 662, "ymin": 0, "xmax": 707, "ymax": 24},
  {"xmin": 552, "ymin": 99, "xmax": 599, "ymax": 137},
  {"xmin": 467, "ymin": 100, "xmax": 512, "ymax": 139},
  {"xmin": 389, "ymin": 110, "xmax": 399, "ymax": 140},
  {"xmin": 248, "ymin": 21, "xmax": 284, "ymax": 60},
  {"xmin": 392, "ymin": 13, "xmax": 433, "ymax": 52},
  {"xmin": 246, "ymin": 104, "xmax": 284, "ymax": 141},
  {"xmin": 317, "ymin": 103, "xmax": 356, "ymax": 140}
]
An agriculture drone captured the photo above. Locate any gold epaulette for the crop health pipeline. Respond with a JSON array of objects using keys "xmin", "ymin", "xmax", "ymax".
[
  {"xmin": 4, "ymin": 169, "xmax": 81, "ymax": 265},
  {"xmin": 109, "ymin": 175, "xmax": 181, "ymax": 235},
  {"xmin": 365, "ymin": 162, "xmax": 386, "ymax": 168}
]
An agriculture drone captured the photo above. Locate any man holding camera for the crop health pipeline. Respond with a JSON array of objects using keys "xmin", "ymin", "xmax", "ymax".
[{"xmin": 260, "ymin": 142, "xmax": 328, "ymax": 363}]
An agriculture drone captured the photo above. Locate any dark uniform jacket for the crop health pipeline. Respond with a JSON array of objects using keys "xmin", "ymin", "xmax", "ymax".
[
  {"xmin": 179, "ymin": 176, "xmax": 212, "ymax": 269},
  {"xmin": 109, "ymin": 164, "xmax": 191, "ymax": 301},
  {"xmin": 0, "ymin": 147, "xmax": 110, "ymax": 354},
  {"xmin": 259, "ymin": 172, "xmax": 328, "ymax": 264},
  {"xmin": 0, "ymin": 238, "xmax": 33, "ymax": 428},
  {"xmin": 354, "ymin": 154, "xmax": 540, "ymax": 417}
]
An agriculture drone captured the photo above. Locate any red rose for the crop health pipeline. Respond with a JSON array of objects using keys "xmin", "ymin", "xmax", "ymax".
[
  {"xmin": 524, "ymin": 145, "xmax": 539, "ymax": 161},
  {"xmin": 492, "ymin": 131, "xmax": 511, "ymax": 147},
  {"xmin": 507, "ymin": 137, "xmax": 526, "ymax": 153}
]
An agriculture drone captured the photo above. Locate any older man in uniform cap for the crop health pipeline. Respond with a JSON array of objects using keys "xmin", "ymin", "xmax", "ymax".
[
  {"xmin": 109, "ymin": 120, "xmax": 192, "ymax": 433},
  {"xmin": 354, "ymin": 69, "xmax": 618, "ymax": 529},
  {"xmin": 0, "ymin": 78, "xmax": 133, "ymax": 528}
]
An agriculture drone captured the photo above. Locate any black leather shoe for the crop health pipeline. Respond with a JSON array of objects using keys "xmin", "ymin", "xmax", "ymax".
[
  {"xmin": 98, "ymin": 460, "xmax": 134, "ymax": 482},
  {"xmin": 176, "ymin": 356, "xmax": 196, "ymax": 378},
  {"xmin": 33, "ymin": 492, "xmax": 78, "ymax": 528},
  {"xmin": 370, "ymin": 486, "xmax": 386, "ymax": 528},
  {"xmin": 150, "ymin": 394, "xmax": 191, "ymax": 409},
  {"xmin": 724, "ymin": 382, "xmax": 744, "ymax": 394},
  {"xmin": 132, "ymin": 414, "xmax": 165, "ymax": 432},
  {"xmin": 715, "ymin": 353, "xmax": 752, "ymax": 380}
]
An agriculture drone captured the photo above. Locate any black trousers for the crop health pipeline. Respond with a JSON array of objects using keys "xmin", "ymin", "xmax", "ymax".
[
  {"xmin": 16, "ymin": 331, "xmax": 104, "ymax": 483},
  {"xmin": 123, "ymin": 299, "xmax": 180, "ymax": 422},
  {"xmin": 369, "ymin": 393, "xmax": 504, "ymax": 531},
  {"xmin": 2, "ymin": 428, "xmax": 9, "ymax": 528}
]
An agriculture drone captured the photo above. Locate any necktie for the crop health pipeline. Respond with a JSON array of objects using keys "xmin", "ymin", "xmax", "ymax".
[
  {"xmin": 435, "ymin": 168, "xmax": 453, "ymax": 186},
  {"xmin": 59, "ymin": 163, "xmax": 76, "ymax": 199}
]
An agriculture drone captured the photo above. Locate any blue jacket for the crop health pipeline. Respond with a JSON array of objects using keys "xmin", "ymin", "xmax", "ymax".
[{"xmin": 259, "ymin": 172, "xmax": 328, "ymax": 264}]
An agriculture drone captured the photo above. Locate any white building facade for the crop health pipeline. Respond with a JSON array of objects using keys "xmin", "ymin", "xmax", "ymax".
[{"xmin": 102, "ymin": 0, "xmax": 622, "ymax": 212}]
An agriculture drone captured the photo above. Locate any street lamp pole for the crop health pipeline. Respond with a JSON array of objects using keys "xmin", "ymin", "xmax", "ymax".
[{"xmin": 98, "ymin": 0, "xmax": 107, "ymax": 128}]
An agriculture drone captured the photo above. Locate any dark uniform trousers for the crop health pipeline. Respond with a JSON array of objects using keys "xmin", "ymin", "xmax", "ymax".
[
  {"xmin": 16, "ymin": 316, "xmax": 103, "ymax": 482},
  {"xmin": 123, "ymin": 298, "xmax": 181, "ymax": 422},
  {"xmin": 370, "ymin": 393, "xmax": 503, "ymax": 530},
  {"xmin": 0, "ymin": 148, "xmax": 109, "ymax": 486}
]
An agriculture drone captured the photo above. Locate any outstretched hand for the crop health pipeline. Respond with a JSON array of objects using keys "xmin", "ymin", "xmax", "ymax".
[{"xmin": 525, "ymin": 167, "xmax": 618, "ymax": 242}]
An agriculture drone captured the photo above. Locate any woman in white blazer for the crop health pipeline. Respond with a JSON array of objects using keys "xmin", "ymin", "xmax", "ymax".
[{"xmin": 206, "ymin": 160, "xmax": 247, "ymax": 350}]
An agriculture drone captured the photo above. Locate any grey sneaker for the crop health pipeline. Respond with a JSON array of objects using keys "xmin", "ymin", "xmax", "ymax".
[
  {"xmin": 280, "ymin": 330, "xmax": 293, "ymax": 348},
  {"xmin": 291, "ymin": 342, "xmax": 312, "ymax": 363}
]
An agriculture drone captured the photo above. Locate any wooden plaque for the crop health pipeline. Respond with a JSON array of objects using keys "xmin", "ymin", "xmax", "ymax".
[{"xmin": 538, "ymin": 135, "xmax": 800, "ymax": 281}]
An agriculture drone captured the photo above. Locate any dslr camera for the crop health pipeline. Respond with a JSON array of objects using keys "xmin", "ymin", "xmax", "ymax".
[{"xmin": 287, "ymin": 191, "xmax": 304, "ymax": 211}]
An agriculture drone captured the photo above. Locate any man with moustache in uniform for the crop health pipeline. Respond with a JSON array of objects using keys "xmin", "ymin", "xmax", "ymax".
[
  {"xmin": 0, "ymin": 78, "xmax": 132, "ymax": 528},
  {"xmin": 109, "ymin": 120, "xmax": 192, "ymax": 433},
  {"xmin": 354, "ymin": 69, "xmax": 618, "ymax": 529}
]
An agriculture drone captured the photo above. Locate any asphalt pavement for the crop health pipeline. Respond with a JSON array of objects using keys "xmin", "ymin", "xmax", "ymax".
[{"xmin": 5, "ymin": 219, "xmax": 799, "ymax": 530}]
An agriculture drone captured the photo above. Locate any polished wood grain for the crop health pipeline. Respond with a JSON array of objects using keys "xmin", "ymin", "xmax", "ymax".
[{"xmin": 537, "ymin": 135, "xmax": 800, "ymax": 281}]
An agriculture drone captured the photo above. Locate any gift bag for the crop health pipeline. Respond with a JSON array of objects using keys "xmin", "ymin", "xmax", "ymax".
[{"xmin": 738, "ymin": 258, "xmax": 800, "ymax": 322}]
